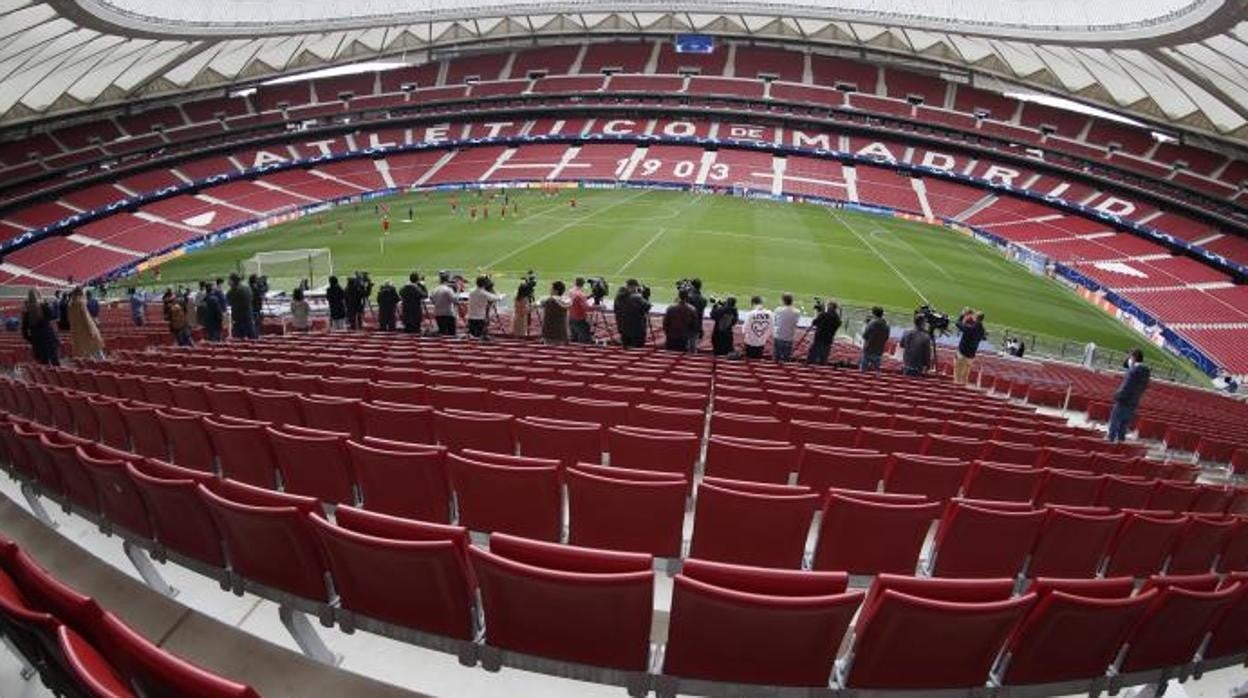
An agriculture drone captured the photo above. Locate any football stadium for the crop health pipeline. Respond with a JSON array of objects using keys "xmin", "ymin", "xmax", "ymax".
[{"xmin": 0, "ymin": 1, "xmax": 1247, "ymax": 696}]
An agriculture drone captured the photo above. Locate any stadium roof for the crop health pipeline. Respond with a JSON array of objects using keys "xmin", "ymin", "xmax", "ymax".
[{"xmin": 5, "ymin": 0, "xmax": 1248, "ymax": 143}]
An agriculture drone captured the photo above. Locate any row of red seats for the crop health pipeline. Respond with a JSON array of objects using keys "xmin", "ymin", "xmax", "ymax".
[
  {"xmin": 0, "ymin": 536, "xmax": 257, "ymax": 697},
  {"xmin": 2, "ymin": 408, "xmax": 1246, "ymax": 692}
]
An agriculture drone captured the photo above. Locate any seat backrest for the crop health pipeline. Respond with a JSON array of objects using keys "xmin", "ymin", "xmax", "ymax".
[
  {"xmin": 204, "ymin": 385, "xmax": 253, "ymax": 420},
  {"xmin": 43, "ymin": 432, "xmax": 92, "ymax": 509},
  {"xmin": 359, "ymin": 400, "xmax": 435, "ymax": 445},
  {"xmin": 197, "ymin": 484, "xmax": 329, "ymax": 601},
  {"xmin": 489, "ymin": 390, "xmax": 558, "ymax": 419},
  {"xmin": 117, "ymin": 402, "xmax": 169, "ymax": 460},
  {"xmin": 76, "ymin": 446, "xmax": 152, "ymax": 539},
  {"xmin": 367, "ymin": 380, "xmax": 428, "ymax": 406},
  {"xmin": 836, "ymin": 409, "xmax": 892, "ymax": 430},
  {"xmin": 1147, "ymin": 480, "xmax": 1200, "ymax": 513},
  {"xmin": 689, "ymin": 478, "xmax": 818, "ymax": 569},
  {"xmin": 564, "ymin": 464, "xmax": 686, "ymax": 558},
  {"xmin": 1103, "ymin": 510, "xmax": 1186, "ymax": 577},
  {"xmin": 856, "ymin": 427, "xmax": 925, "ymax": 455},
  {"xmin": 796, "ymin": 444, "xmax": 889, "ymax": 496},
  {"xmin": 979, "ymin": 440, "xmax": 1037, "ymax": 467},
  {"xmin": 1218, "ymin": 517, "xmax": 1248, "ymax": 573},
  {"xmin": 202, "ymin": 417, "xmax": 278, "ymax": 488},
  {"xmin": 626, "ymin": 403, "xmax": 702, "ymax": 435},
  {"xmin": 88, "ymin": 397, "xmax": 130, "ymax": 450},
  {"xmin": 1167, "ymin": 515, "xmax": 1237, "ymax": 575},
  {"xmin": 318, "ymin": 377, "xmax": 370, "ymax": 400},
  {"xmin": 515, "ymin": 416, "xmax": 603, "ymax": 468},
  {"xmin": 961, "ymin": 460, "xmax": 1042, "ymax": 503},
  {"xmin": 467, "ymin": 540, "xmax": 653, "ymax": 670},
  {"xmin": 308, "ymin": 507, "xmax": 474, "ymax": 638},
  {"xmin": 247, "ymin": 389, "xmax": 301, "ymax": 427},
  {"xmin": 556, "ymin": 396, "xmax": 631, "ymax": 428},
  {"xmin": 1204, "ymin": 572, "xmax": 1248, "ymax": 659},
  {"xmin": 1119, "ymin": 581, "xmax": 1242, "ymax": 673},
  {"xmin": 347, "ymin": 440, "xmax": 450, "ymax": 523},
  {"xmin": 1097, "ymin": 475, "xmax": 1153, "ymax": 511},
  {"xmin": 297, "ymin": 394, "xmax": 363, "ymax": 439},
  {"xmin": 1189, "ymin": 485, "xmax": 1234, "ymax": 514},
  {"xmin": 427, "ymin": 385, "xmax": 490, "ymax": 412},
  {"xmin": 1034, "ymin": 468, "xmax": 1103, "ymax": 507},
  {"xmin": 266, "ymin": 426, "xmax": 354, "ymax": 504},
  {"xmin": 606, "ymin": 425, "xmax": 699, "ymax": 481},
  {"xmin": 787, "ymin": 419, "xmax": 856, "ymax": 449},
  {"xmin": 1037, "ymin": 447, "xmax": 1094, "ymax": 473},
  {"xmin": 153, "ymin": 411, "xmax": 215, "ymax": 473},
  {"xmin": 813, "ymin": 490, "xmax": 941, "ymax": 575},
  {"xmin": 57, "ymin": 624, "xmax": 135, "ymax": 698},
  {"xmin": 846, "ymin": 589, "xmax": 1035, "ymax": 689},
  {"xmin": 922, "ymin": 433, "xmax": 987, "ymax": 461},
  {"xmin": 125, "ymin": 462, "xmax": 223, "ymax": 566},
  {"xmin": 1026, "ymin": 507, "xmax": 1123, "ymax": 578},
  {"xmin": 703, "ymin": 435, "xmax": 798, "ymax": 484},
  {"xmin": 931, "ymin": 500, "xmax": 1046, "ymax": 578},
  {"xmin": 882, "ymin": 453, "xmax": 968, "ymax": 501},
  {"xmin": 67, "ymin": 395, "xmax": 101, "ymax": 441},
  {"xmin": 446, "ymin": 453, "xmax": 560, "ymax": 540},
  {"xmin": 433, "ymin": 409, "xmax": 515, "ymax": 455},
  {"xmin": 710, "ymin": 411, "xmax": 787, "ymax": 441}
]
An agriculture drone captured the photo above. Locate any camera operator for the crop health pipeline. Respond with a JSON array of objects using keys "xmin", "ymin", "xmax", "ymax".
[
  {"xmin": 345, "ymin": 275, "xmax": 366, "ymax": 330},
  {"xmin": 227, "ymin": 273, "xmax": 257, "ymax": 339},
  {"xmin": 326, "ymin": 275, "xmax": 346, "ymax": 331},
  {"xmin": 569, "ymin": 278, "xmax": 591, "ymax": 343},
  {"xmin": 376, "ymin": 281, "xmax": 400, "ymax": 332},
  {"xmin": 1107, "ymin": 348, "xmax": 1150, "ymax": 442},
  {"xmin": 860, "ymin": 307, "xmax": 889, "ymax": 372},
  {"xmin": 467, "ymin": 275, "xmax": 501, "ymax": 339},
  {"xmin": 247, "ymin": 274, "xmax": 267, "ymax": 336},
  {"xmin": 540, "ymin": 281, "xmax": 571, "ymax": 344},
  {"xmin": 663, "ymin": 288, "xmax": 697, "ymax": 352},
  {"xmin": 900, "ymin": 314, "xmax": 933, "ymax": 377},
  {"xmin": 805, "ymin": 299, "xmax": 841, "ymax": 366},
  {"xmin": 400, "ymin": 272, "xmax": 427, "ymax": 334},
  {"xmin": 686, "ymin": 278, "xmax": 708, "ymax": 352},
  {"xmin": 615, "ymin": 279, "xmax": 652, "ymax": 348},
  {"xmin": 709, "ymin": 296, "xmax": 738, "ymax": 356},
  {"xmin": 772, "ymin": 293, "xmax": 800, "ymax": 362},
  {"xmin": 953, "ymin": 308, "xmax": 987, "ymax": 385},
  {"xmin": 431, "ymin": 272, "xmax": 457, "ymax": 336}
]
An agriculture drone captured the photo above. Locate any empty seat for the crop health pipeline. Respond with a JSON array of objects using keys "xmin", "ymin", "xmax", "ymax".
[
  {"xmin": 75, "ymin": 446, "xmax": 153, "ymax": 539},
  {"xmin": 710, "ymin": 412, "xmax": 786, "ymax": 441},
  {"xmin": 999, "ymin": 578, "xmax": 1154, "ymax": 685},
  {"xmin": 787, "ymin": 420, "xmax": 856, "ymax": 448},
  {"xmin": 1118, "ymin": 576, "xmax": 1242, "ymax": 673},
  {"xmin": 1167, "ymin": 515, "xmax": 1236, "ymax": 574},
  {"xmin": 205, "ymin": 385, "xmax": 254, "ymax": 419},
  {"xmin": 490, "ymin": 390, "xmax": 558, "ymax": 418},
  {"xmin": 318, "ymin": 377, "xmax": 370, "ymax": 400},
  {"xmin": 154, "ymin": 410, "xmax": 216, "ymax": 473},
  {"xmin": 247, "ymin": 389, "xmax": 301, "ymax": 427},
  {"xmin": 88, "ymin": 398, "xmax": 130, "ymax": 451},
  {"xmin": 663, "ymin": 559, "xmax": 863, "ymax": 687},
  {"xmin": 689, "ymin": 478, "xmax": 819, "ymax": 569},
  {"xmin": 267, "ymin": 426, "xmax": 354, "ymax": 504},
  {"xmin": 56, "ymin": 624, "xmax": 135, "ymax": 698},
  {"xmin": 67, "ymin": 397, "xmax": 101, "ymax": 441},
  {"xmin": 298, "ymin": 394, "xmax": 363, "ymax": 438},
  {"xmin": 931, "ymin": 500, "xmax": 1046, "ymax": 578},
  {"xmin": 117, "ymin": 403, "xmax": 169, "ymax": 460},
  {"xmin": 1097, "ymin": 475, "xmax": 1153, "ymax": 510},
  {"xmin": 515, "ymin": 416, "xmax": 603, "ymax": 467},
  {"xmin": 447, "ymin": 451, "xmax": 560, "ymax": 540},
  {"xmin": 1204, "ymin": 572, "xmax": 1248, "ymax": 659},
  {"xmin": 882, "ymin": 454, "xmax": 967, "ymax": 501},
  {"xmin": 607, "ymin": 425, "xmax": 699, "ymax": 481},
  {"xmin": 1147, "ymin": 480, "xmax": 1200, "ymax": 513},
  {"xmin": 979, "ymin": 441, "xmax": 1037, "ymax": 466},
  {"xmin": 308, "ymin": 506, "xmax": 474, "ymax": 638},
  {"xmin": 556, "ymin": 397, "xmax": 630, "ymax": 428},
  {"xmin": 961, "ymin": 460, "xmax": 1042, "ymax": 503},
  {"xmin": 1219, "ymin": 519, "xmax": 1248, "ymax": 573},
  {"xmin": 428, "ymin": 385, "xmax": 490, "ymax": 412},
  {"xmin": 126, "ymin": 461, "xmax": 225, "ymax": 568},
  {"xmin": 198, "ymin": 480, "xmax": 329, "ymax": 601},
  {"xmin": 856, "ymin": 427, "xmax": 925, "ymax": 455},
  {"xmin": 1026, "ymin": 507, "xmax": 1123, "ymax": 578},
  {"xmin": 367, "ymin": 381, "xmax": 427, "ymax": 405},
  {"xmin": 169, "ymin": 381, "xmax": 213, "ymax": 414},
  {"xmin": 836, "ymin": 409, "xmax": 892, "ymax": 430},
  {"xmin": 812, "ymin": 490, "xmax": 941, "ymax": 575},
  {"xmin": 348, "ymin": 439, "xmax": 450, "ymax": 523},
  {"xmin": 565, "ymin": 464, "xmax": 686, "ymax": 558},
  {"xmin": 433, "ymin": 409, "xmax": 515, "ymax": 454},
  {"xmin": 1037, "ymin": 447, "xmax": 1094, "ymax": 473},
  {"xmin": 1103, "ymin": 510, "xmax": 1186, "ymax": 578},
  {"xmin": 203, "ymin": 417, "xmax": 278, "ymax": 488},
  {"xmin": 703, "ymin": 435, "xmax": 798, "ymax": 484},
  {"xmin": 360, "ymin": 401, "xmax": 435, "ymax": 445},
  {"xmin": 1033, "ymin": 469, "xmax": 1102, "ymax": 507},
  {"xmin": 796, "ymin": 445, "xmax": 888, "ymax": 494},
  {"xmin": 633, "ymin": 404, "xmax": 705, "ymax": 435},
  {"xmin": 469, "ymin": 534, "xmax": 653, "ymax": 670},
  {"xmin": 922, "ymin": 433, "xmax": 985, "ymax": 461}
]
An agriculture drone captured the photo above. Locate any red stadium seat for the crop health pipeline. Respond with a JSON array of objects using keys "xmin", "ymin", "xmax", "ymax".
[
  {"xmin": 43, "ymin": 433, "xmax": 94, "ymax": 511},
  {"xmin": 277, "ymin": 373, "xmax": 320, "ymax": 395},
  {"xmin": 266, "ymin": 426, "xmax": 354, "ymax": 504},
  {"xmin": 309, "ymin": 506, "xmax": 474, "ymax": 638},
  {"xmin": 631, "ymin": 404, "xmax": 704, "ymax": 435},
  {"xmin": 125, "ymin": 461, "xmax": 224, "ymax": 569},
  {"xmin": 979, "ymin": 441, "xmax": 1037, "ymax": 466},
  {"xmin": 67, "ymin": 396, "xmax": 101, "ymax": 441},
  {"xmin": 1103, "ymin": 510, "xmax": 1186, "ymax": 577},
  {"xmin": 433, "ymin": 409, "xmax": 515, "ymax": 454},
  {"xmin": 856, "ymin": 427, "xmax": 925, "ymax": 455},
  {"xmin": 515, "ymin": 416, "xmax": 603, "ymax": 467},
  {"xmin": 469, "ymin": 534, "xmax": 653, "ymax": 670},
  {"xmin": 367, "ymin": 381, "xmax": 428, "ymax": 405},
  {"xmin": 76, "ymin": 446, "xmax": 153, "ymax": 539},
  {"xmin": 1204, "ymin": 572, "xmax": 1248, "ymax": 659},
  {"xmin": 812, "ymin": 490, "xmax": 940, "ymax": 575},
  {"xmin": 203, "ymin": 417, "xmax": 278, "ymax": 488},
  {"xmin": 710, "ymin": 412, "xmax": 787, "ymax": 441},
  {"xmin": 1147, "ymin": 480, "xmax": 1200, "ymax": 513},
  {"xmin": 1167, "ymin": 515, "xmax": 1237, "ymax": 574},
  {"xmin": 169, "ymin": 381, "xmax": 213, "ymax": 414},
  {"xmin": 446, "ymin": 451, "xmax": 560, "ymax": 540},
  {"xmin": 703, "ymin": 435, "xmax": 798, "ymax": 484},
  {"xmin": 796, "ymin": 445, "xmax": 889, "ymax": 495},
  {"xmin": 87, "ymin": 397, "xmax": 129, "ymax": 451},
  {"xmin": 1037, "ymin": 447, "xmax": 1094, "ymax": 473},
  {"xmin": 565, "ymin": 464, "xmax": 687, "ymax": 557},
  {"xmin": 961, "ymin": 461, "xmax": 1042, "ymax": 503},
  {"xmin": 204, "ymin": 385, "xmax": 253, "ymax": 419},
  {"xmin": 297, "ymin": 394, "xmax": 363, "ymax": 438},
  {"xmin": 931, "ymin": 500, "xmax": 1046, "ymax": 578},
  {"xmin": 836, "ymin": 409, "xmax": 891, "ymax": 430},
  {"xmin": 922, "ymin": 433, "xmax": 985, "ymax": 461},
  {"xmin": 1219, "ymin": 518, "xmax": 1248, "ymax": 573},
  {"xmin": 117, "ymin": 403, "xmax": 169, "ymax": 460},
  {"xmin": 428, "ymin": 385, "xmax": 490, "ymax": 412},
  {"xmin": 882, "ymin": 454, "xmax": 968, "ymax": 501},
  {"xmin": 557, "ymin": 397, "xmax": 630, "ymax": 428},
  {"xmin": 154, "ymin": 410, "xmax": 215, "ymax": 473},
  {"xmin": 318, "ymin": 377, "xmax": 370, "ymax": 400},
  {"xmin": 348, "ymin": 439, "xmax": 450, "ymax": 522},
  {"xmin": 57, "ymin": 625, "xmax": 135, "ymax": 698},
  {"xmin": 197, "ymin": 481, "xmax": 329, "ymax": 601},
  {"xmin": 360, "ymin": 401, "xmax": 435, "ymax": 445},
  {"xmin": 689, "ymin": 478, "xmax": 818, "ymax": 569},
  {"xmin": 1026, "ymin": 507, "xmax": 1123, "ymax": 578},
  {"xmin": 247, "ymin": 389, "xmax": 301, "ymax": 427},
  {"xmin": 1033, "ymin": 469, "xmax": 1103, "ymax": 507},
  {"xmin": 607, "ymin": 425, "xmax": 699, "ymax": 481},
  {"xmin": 663, "ymin": 559, "xmax": 863, "ymax": 687},
  {"xmin": 787, "ymin": 420, "xmax": 856, "ymax": 448},
  {"xmin": 489, "ymin": 390, "xmax": 557, "ymax": 419},
  {"xmin": 1098, "ymin": 475, "xmax": 1153, "ymax": 510},
  {"xmin": 1189, "ymin": 485, "xmax": 1235, "ymax": 514},
  {"xmin": 999, "ymin": 578, "xmax": 1154, "ymax": 685},
  {"xmin": 1118, "ymin": 576, "xmax": 1242, "ymax": 673}
]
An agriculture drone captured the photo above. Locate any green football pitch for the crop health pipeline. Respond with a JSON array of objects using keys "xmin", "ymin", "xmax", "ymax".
[{"xmin": 135, "ymin": 187, "xmax": 1203, "ymax": 381}]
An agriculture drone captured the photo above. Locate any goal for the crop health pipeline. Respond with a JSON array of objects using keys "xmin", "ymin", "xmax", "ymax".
[{"xmin": 241, "ymin": 248, "xmax": 333, "ymax": 291}]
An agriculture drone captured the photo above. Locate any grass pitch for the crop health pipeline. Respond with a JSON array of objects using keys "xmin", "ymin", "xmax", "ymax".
[{"xmin": 138, "ymin": 188, "xmax": 1201, "ymax": 381}]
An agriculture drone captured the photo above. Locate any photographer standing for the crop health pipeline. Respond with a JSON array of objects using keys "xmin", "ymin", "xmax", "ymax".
[
  {"xmin": 772, "ymin": 293, "xmax": 800, "ymax": 362},
  {"xmin": 540, "ymin": 281, "xmax": 571, "ymax": 344},
  {"xmin": 227, "ymin": 273, "xmax": 257, "ymax": 339},
  {"xmin": 376, "ymin": 282, "xmax": 400, "ymax": 332},
  {"xmin": 400, "ymin": 273, "xmax": 427, "ymax": 334},
  {"xmin": 686, "ymin": 279, "xmax": 708, "ymax": 352},
  {"xmin": 569, "ymin": 278, "xmax": 591, "ymax": 344},
  {"xmin": 806, "ymin": 300, "xmax": 841, "ymax": 365},
  {"xmin": 511, "ymin": 280, "xmax": 533, "ymax": 338},
  {"xmin": 860, "ymin": 307, "xmax": 889, "ymax": 372},
  {"xmin": 345, "ymin": 276, "xmax": 366, "ymax": 330},
  {"xmin": 467, "ymin": 276, "xmax": 501, "ymax": 339},
  {"xmin": 663, "ymin": 288, "xmax": 697, "ymax": 352},
  {"xmin": 615, "ymin": 279, "xmax": 651, "ymax": 348},
  {"xmin": 900, "ymin": 315, "xmax": 933, "ymax": 377},
  {"xmin": 953, "ymin": 309, "xmax": 987, "ymax": 385},
  {"xmin": 431, "ymin": 272, "xmax": 457, "ymax": 336},
  {"xmin": 326, "ymin": 276, "xmax": 347, "ymax": 331},
  {"xmin": 1107, "ymin": 349, "xmax": 1150, "ymax": 442},
  {"xmin": 709, "ymin": 297, "xmax": 738, "ymax": 356}
]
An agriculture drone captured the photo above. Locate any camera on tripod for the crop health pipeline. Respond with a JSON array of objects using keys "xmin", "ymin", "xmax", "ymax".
[
  {"xmin": 914, "ymin": 304, "xmax": 950, "ymax": 335},
  {"xmin": 515, "ymin": 270, "xmax": 538, "ymax": 303},
  {"xmin": 588, "ymin": 277, "xmax": 609, "ymax": 305},
  {"xmin": 812, "ymin": 296, "xmax": 826, "ymax": 313}
]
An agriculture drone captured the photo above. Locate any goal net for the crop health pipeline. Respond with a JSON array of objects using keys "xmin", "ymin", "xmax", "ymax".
[{"xmin": 241, "ymin": 248, "xmax": 333, "ymax": 291}]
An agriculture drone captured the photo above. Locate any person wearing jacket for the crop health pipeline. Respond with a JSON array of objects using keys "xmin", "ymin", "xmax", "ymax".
[
  {"xmin": 1107, "ymin": 348, "xmax": 1151, "ymax": 442},
  {"xmin": 326, "ymin": 276, "xmax": 347, "ymax": 330},
  {"xmin": 67, "ymin": 287, "xmax": 105, "ymax": 359},
  {"xmin": 860, "ymin": 307, "xmax": 890, "ymax": 372},
  {"xmin": 21, "ymin": 289, "xmax": 59, "ymax": 365},
  {"xmin": 709, "ymin": 297, "xmax": 738, "ymax": 357}
]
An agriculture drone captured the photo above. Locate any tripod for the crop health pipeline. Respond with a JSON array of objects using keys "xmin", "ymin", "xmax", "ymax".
[{"xmin": 589, "ymin": 303, "xmax": 616, "ymax": 345}]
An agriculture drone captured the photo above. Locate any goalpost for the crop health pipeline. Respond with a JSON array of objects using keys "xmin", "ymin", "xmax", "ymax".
[{"xmin": 241, "ymin": 248, "xmax": 333, "ymax": 291}]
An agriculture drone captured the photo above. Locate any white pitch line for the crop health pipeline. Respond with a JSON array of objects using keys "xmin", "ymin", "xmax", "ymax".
[
  {"xmin": 483, "ymin": 189, "xmax": 649, "ymax": 269},
  {"xmin": 829, "ymin": 208, "xmax": 929, "ymax": 304},
  {"xmin": 615, "ymin": 227, "xmax": 667, "ymax": 275},
  {"xmin": 870, "ymin": 224, "xmax": 955, "ymax": 280}
]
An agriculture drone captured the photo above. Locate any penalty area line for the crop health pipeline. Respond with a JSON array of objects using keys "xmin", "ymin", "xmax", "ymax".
[{"xmin": 614, "ymin": 227, "xmax": 666, "ymax": 276}]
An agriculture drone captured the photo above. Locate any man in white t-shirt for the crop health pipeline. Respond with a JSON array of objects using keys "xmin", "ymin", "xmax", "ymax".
[
  {"xmin": 467, "ymin": 275, "xmax": 501, "ymax": 339},
  {"xmin": 741, "ymin": 296, "xmax": 773, "ymax": 360},
  {"xmin": 772, "ymin": 293, "xmax": 800, "ymax": 362}
]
